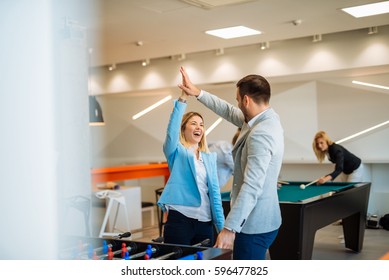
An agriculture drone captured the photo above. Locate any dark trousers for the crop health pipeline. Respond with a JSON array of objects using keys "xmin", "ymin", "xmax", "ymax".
[
  {"xmin": 163, "ymin": 210, "xmax": 214, "ymax": 247},
  {"xmin": 233, "ymin": 229, "xmax": 279, "ymax": 260}
]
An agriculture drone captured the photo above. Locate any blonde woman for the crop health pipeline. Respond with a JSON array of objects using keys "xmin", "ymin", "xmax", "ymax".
[
  {"xmin": 313, "ymin": 131, "xmax": 364, "ymax": 184},
  {"xmin": 157, "ymin": 92, "xmax": 224, "ymax": 246}
]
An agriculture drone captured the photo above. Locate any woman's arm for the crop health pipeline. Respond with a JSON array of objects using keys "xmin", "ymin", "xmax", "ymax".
[{"xmin": 163, "ymin": 93, "xmax": 187, "ymax": 160}]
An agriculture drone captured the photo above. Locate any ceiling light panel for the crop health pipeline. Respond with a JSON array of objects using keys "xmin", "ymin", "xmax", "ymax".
[
  {"xmin": 181, "ymin": 0, "xmax": 255, "ymax": 9},
  {"xmin": 341, "ymin": 1, "xmax": 389, "ymax": 18},
  {"xmin": 205, "ymin": 25, "xmax": 261, "ymax": 39}
]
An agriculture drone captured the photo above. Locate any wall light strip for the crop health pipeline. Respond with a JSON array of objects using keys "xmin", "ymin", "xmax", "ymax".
[
  {"xmin": 336, "ymin": 120, "xmax": 389, "ymax": 144},
  {"xmin": 205, "ymin": 117, "xmax": 223, "ymax": 136},
  {"xmin": 352, "ymin": 80, "xmax": 389, "ymax": 91},
  {"xmin": 132, "ymin": 95, "xmax": 172, "ymax": 120}
]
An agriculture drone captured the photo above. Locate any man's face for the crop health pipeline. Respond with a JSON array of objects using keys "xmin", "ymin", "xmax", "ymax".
[{"xmin": 236, "ymin": 88, "xmax": 248, "ymax": 121}]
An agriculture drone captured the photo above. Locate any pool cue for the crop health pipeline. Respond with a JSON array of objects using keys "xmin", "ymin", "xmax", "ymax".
[
  {"xmin": 277, "ymin": 180, "xmax": 289, "ymax": 185},
  {"xmin": 303, "ymin": 178, "xmax": 320, "ymax": 188}
]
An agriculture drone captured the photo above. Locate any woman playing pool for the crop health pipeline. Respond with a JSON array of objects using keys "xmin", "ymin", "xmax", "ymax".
[{"xmin": 312, "ymin": 131, "xmax": 364, "ymax": 184}]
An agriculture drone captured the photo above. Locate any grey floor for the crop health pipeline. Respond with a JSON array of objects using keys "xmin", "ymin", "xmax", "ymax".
[
  {"xmin": 312, "ymin": 223, "xmax": 389, "ymax": 260},
  {"xmin": 133, "ymin": 210, "xmax": 389, "ymax": 260}
]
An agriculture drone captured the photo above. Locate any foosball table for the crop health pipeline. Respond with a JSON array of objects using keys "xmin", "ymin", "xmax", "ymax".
[{"xmin": 60, "ymin": 236, "xmax": 232, "ymax": 260}]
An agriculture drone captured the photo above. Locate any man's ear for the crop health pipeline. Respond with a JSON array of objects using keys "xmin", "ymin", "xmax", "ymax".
[{"xmin": 243, "ymin": 94, "xmax": 250, "ymax": 106}]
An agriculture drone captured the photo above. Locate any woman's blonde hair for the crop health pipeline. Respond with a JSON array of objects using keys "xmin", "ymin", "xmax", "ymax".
[
  {"xmin": 312, "ymin": 130, "xmax": 334, "ymax": 163},
  {"xmin": 180, "ymin": 111, "xmax": 209, "ymax": 153}
]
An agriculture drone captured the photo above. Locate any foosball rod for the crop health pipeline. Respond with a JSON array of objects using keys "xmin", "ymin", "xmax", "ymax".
[
  {"xmin": 152, "ymin": 247, "xmax": 182, "ymax": 260},
  {"xmin": 129, "ymin": 245, "xmax": 157, "ymax": 259},
  {"xmin": 177, "ymin": 251, "xmax": 203, "ymax": 260},
  {"xmin": 85, "ymin": 241, "xmax": 114, "ymax": 257},
  {"xmin": 98, "ymin": 244, "xmax": 134, "ymax": 260},
  {"xmin": 151, "ymin": 239, "xmax": 210, "ymax": 260},
  {"xmin": 73, "ymin": 241, "xmax": 114, "ymax": 259},
  {"xmin": 59, "ymin": 241, "xmax": 90, "ymax": 259}
]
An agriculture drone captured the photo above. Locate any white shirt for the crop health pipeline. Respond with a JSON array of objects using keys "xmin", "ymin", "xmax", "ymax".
[{"xmin": 169, "ymin": 149, "xmax": 212, "ymax": 222}]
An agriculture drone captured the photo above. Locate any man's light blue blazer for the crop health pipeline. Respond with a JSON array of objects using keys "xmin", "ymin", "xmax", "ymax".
[
  {"xmin": 157, "ymin": 100, "xmax": 225, "ymax": 233},
  {"xmin": 198, "ymin": 91, "xmax": 284, "ymax": 234}
]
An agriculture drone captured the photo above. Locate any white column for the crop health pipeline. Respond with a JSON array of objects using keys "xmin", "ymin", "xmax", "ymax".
[{"xmin": 0, "ymin": 0, "xmax": 93, "ymax": 259}]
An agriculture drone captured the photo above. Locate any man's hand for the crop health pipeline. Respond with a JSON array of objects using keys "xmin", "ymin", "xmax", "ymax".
[
  {"xmin": 178, "ymin": 66, "xmax": 201, "ymax": 97},
  {"xmin": 214, "ymin": 228, "xmax": 235, "ymax": 249}
]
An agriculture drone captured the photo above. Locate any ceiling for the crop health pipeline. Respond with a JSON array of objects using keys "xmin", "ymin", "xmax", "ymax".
[{"xmin": 87, "ymin": 0, "xmax": 389, "ymax": 67}]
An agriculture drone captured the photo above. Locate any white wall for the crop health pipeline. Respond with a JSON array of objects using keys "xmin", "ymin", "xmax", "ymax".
[
  {"xmin": 90, "ymin": 25, "xmax": 389, "ymax": 166},
  {"xmin": 90, "ymin": 26, "xmax": 389, "ymax": 95}
]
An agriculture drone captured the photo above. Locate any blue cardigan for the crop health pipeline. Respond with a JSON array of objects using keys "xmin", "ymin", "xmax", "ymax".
[{"xmin": 157, "ymin": 100, "xmax": 224, "ymax": 232}]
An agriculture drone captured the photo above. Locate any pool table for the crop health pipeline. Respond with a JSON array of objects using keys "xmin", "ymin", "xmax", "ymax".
[{"xmin": 221, "ymin": 181, "xmax": 371, "ymax": 260}]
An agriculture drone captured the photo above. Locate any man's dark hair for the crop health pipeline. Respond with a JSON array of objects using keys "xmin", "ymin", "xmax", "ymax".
[{"xmin": 236, "ymin": 74, "xmax": 270, "ymax": 104}]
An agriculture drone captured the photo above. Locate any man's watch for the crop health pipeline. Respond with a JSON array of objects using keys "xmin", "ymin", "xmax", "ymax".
[{"xmin": 178, "ymin": 97, "xmax": 187, "ymax": 103}]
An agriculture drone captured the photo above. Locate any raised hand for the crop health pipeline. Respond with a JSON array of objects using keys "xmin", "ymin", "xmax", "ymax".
[{"xmin": 178, "ymin": 66, "xmax": 201, "ymax": 97}]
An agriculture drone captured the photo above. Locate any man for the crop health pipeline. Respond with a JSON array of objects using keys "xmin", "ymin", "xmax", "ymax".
[{"xmin": 178, "ymin": 67, "xmax": 284, "ymax": 260}]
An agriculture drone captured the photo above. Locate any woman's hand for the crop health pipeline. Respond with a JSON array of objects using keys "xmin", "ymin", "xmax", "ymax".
[
  {"xmin": 317, "ymin": 175, "xmax": 331, "ymax": 185},
  {"xmin": 178, "ymin": 90, "xmax": 188, "ymax": 102}
]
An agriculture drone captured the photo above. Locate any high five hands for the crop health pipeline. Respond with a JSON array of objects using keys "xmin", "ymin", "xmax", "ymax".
[{"xmin": 178, "ymin": 67, "xmax": 201, "ymax": 97}]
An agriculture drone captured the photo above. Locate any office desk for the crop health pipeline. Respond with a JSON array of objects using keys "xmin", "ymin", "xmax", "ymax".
[{"xmin": 91, "ymin": 162, "xmax": 169, "ymax": 189}]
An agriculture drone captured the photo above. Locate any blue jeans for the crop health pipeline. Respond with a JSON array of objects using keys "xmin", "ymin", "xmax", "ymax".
[
  {"xmin": 233, "ymin": 229, "xmax": 279, "ymax": 260},
  {"xmin": 163, "ymin": 210, "xmax": 214, "ymax": 246}
]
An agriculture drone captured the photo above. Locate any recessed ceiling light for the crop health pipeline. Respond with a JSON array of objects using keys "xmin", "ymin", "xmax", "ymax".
[
  {"xmin": 341, "ymin": 1, "xmax": 389, "ymax": 18},
  {"xmin": 205, "ymin": 25, "xmax": 261, "ymax": 39}
]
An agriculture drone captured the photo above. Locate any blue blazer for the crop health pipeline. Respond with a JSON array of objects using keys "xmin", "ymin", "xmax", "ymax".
[{"xmin": 157, "ymin": 100, "xmax": 225, "ymax": 232}]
